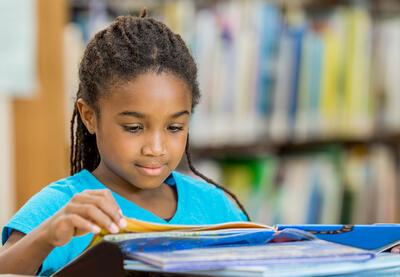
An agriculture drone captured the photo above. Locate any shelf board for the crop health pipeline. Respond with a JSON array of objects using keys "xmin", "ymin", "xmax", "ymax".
[
  {"xmin": 190, "ymin": 133, "xmax": 400, "ymax": 158},
  {"xmin": 189, "ymin": 142, "xmax": 275, "ymax": 159}
]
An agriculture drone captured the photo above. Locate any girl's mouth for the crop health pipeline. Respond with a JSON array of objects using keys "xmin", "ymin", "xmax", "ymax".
[{"xmin": 135, "ymin": 164, "xmax": 166, "ymax": 176}]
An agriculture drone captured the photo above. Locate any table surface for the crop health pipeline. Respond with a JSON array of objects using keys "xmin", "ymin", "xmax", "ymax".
[{"xmin": 0, "ymin": 275, "xmax": 36, "ymax": 277}]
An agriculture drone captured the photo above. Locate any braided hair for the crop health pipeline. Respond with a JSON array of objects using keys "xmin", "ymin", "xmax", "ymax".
[{"xmin": 70, "ymin": 9, "xmax": 251, "ymax": 221}]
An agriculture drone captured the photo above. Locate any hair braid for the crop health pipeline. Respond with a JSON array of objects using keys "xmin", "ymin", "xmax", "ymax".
[
  {"xmin": 70, "ymin": 106, "xmax": 77, "ymax": 175},
  {"xmin": 116, "ymin": 22, "xmax": 135, "ymax": 51},
  {"xmin": 185, "ymin": 134, "xmax": 251, "ymax": 221},
  {"xmin": 139, "ymin": 7, "xmax": 147, "ymax": 18}
]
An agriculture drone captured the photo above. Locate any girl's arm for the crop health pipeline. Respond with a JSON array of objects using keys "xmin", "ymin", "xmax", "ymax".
[
  {"xmin": 0, "ymin": 228, "xmax": 55, "ymax": 275},
  {"xmin": 0, "ymin": 189, "xmax": 127, "ymax": 275}
]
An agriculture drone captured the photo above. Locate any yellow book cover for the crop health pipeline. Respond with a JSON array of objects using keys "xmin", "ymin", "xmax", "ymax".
[{"xmin": 320, "ymin": 27, "xmax": 340, "ymax": 138}]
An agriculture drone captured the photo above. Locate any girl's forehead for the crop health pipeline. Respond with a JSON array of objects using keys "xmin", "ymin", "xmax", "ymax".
[{"xmin": 100, "ymin": 72, "xmax": 192, "ymax": 112}]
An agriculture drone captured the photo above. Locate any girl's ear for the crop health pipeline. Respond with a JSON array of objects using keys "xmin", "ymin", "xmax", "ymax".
[{"xmin": 76, "ymin": 98, "xmax": 97, "ymax": 134}]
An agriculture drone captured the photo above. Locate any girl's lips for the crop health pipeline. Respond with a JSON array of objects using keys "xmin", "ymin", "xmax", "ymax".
[{"xmin": 135, "ymin": 164, "xmax": 166, "ymax": 176}]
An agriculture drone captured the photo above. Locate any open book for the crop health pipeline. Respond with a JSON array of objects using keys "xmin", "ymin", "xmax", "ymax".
[
  {"xmin": 90, "ymin": 218, "xmax": 400, "ymax": 253},
  {"xmin": 88, "ymin": 217, "xmax": 273, "ymax": 247},
  {"xmin": 83, "ymin": 218, "xmax": 390, "ymax": 271}
]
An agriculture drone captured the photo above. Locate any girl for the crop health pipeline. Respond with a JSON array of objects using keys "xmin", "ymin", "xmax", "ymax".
[{"xmin": 0, "ymin": 10, "xmax": 249, "ymax": 276}]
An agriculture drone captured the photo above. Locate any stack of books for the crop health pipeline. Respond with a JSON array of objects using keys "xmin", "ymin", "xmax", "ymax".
[{"xmin": 53, "ymin": 217, "xmax": 400, "ymax": 277}]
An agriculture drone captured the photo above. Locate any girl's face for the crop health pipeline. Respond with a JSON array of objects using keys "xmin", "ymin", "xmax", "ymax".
[{"xmin": 80, "ymin": 72, "xmax": 192, "ymax": 190}]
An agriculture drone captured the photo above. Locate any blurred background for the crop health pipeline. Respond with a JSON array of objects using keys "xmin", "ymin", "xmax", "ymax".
[{"xmin": 1, "ymin": 0, "xmax": 400, "ymax": 228}]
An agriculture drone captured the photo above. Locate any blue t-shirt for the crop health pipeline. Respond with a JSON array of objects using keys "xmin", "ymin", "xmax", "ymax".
[{"xmin": 2, "ymin": 169, "xmax": 247, "ymax": 275}]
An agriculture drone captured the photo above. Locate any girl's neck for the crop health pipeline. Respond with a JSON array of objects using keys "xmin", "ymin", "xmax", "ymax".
[
  {"xmin": 91, "ymin": 163, "xmax": 177, "ymax": 219},
  {"xmin": 92, "ymin": 163, "xmax": 157, "ymax": 198}
]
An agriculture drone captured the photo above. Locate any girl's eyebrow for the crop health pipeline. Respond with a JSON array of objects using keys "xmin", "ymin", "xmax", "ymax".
[
  {"xmin": 171, "ymin": 110, "xmax": 190, "ymax": 118},
  {"xmin": 118, "ymin": 110, "xmax": 190, "ymax": 118},
  {"xmin": 118, "ymin": 111, "xmax": 144, "ymax": 118}
]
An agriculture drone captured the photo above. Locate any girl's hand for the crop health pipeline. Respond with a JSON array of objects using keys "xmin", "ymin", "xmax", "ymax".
[
  {"xmin": 391, "ymin": 244, "xmax": 400, "ymax": 254},
  {"xmin": 42, "ymin": 189, "xmax": 127, "ymax": 247}
]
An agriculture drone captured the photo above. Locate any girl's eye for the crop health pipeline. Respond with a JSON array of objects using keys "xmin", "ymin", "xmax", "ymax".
[
  {"xmin": 123, "ymin": 125, "xmax": 142, "ymax": 133},
  {"xmin": 168, "ymin": 126, "xmax": 184, "ymax": 132}
]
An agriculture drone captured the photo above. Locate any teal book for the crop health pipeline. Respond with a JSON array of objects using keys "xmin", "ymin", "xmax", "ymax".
[{"xmin": 255, "ymin": 3, "xmax": 281, "ymax": 116}]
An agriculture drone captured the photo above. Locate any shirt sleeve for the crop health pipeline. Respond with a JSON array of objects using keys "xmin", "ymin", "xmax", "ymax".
[
  {"xmin": 2, "ymin": 185, "xmax": 71, "ymax": 245},
  {"xmin": 1, "ymin": 185, "xmax": 74, "ymax": 276}
]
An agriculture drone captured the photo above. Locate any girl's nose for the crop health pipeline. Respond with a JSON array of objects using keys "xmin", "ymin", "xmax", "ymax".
[{"xmin": 141, "ymin": 131, "xmax": 166, "ymax": 156}]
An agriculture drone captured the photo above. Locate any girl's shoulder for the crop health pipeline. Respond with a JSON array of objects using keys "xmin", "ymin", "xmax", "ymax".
[
  {"xmin": 45, "ymin": 169, "xmax": 97, "ymax": 195},
  {"xmin": 11, "ymin": 170, "xmax": 96, "ymax": 220},
  {"xmin": 2, "ymin": 170, "xmax": 91, "ymax": 245}
]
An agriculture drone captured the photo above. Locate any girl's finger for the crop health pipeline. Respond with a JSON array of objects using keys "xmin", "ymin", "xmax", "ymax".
[
  {"xmin": 85, "ymin": 189, "xmax": 115, "ymax": 202},
  {"xmin": 72, "ymin": 192, "xmax": 126, "ymax": 228},
  {"xmin": 66, "ymin": 214, "xmax": 101, "ymax": 235},
  {"xmin": 392, "ymin": 245, "xmax": 400, "ymax": 254},
  {"xmin": 66, "ymin": 202, "xmax": 119, "ymax": 234},
  {"xmin": 84, "ymin": 189, "xmax": 121, "ymax": 212}
]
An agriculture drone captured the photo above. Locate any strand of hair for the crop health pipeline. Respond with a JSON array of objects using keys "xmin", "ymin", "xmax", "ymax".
[
  {"xmin": 70, "ymin": 106, "xmax": 77, "ymax": 175},
  {"xmin": 184, "ymin": 135, "xmax": 251, "ymax": 221},
  {"xmin": 139, "ymin": 7, "xmax": 147, "ymax": 18}
]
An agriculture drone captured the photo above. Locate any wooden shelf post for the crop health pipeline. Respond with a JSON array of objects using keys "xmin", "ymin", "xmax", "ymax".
[{"xmin": 13, "ymin": 0, "xmax": 68, "ymax": 210}]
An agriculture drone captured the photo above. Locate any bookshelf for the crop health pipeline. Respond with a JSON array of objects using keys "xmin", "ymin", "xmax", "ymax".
[{"xmin": 65, "ymin": 0, "xmax": 400, "ymax": 225}]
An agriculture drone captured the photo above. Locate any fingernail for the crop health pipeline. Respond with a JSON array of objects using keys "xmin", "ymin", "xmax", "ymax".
[
  {"xmin": 92, "ymin": 225, "xmax": 101, "ymax": 234},
  {"xmin": 393, "ymin": 248, "xmax": 400, "ymax": 254},
  {"xmin": 119, "ymin": 218, "xmax": 127, "ymax": 229},
  {"xmin": 109, "ymin": 223, "xmax": 119, "ymax": 234}
]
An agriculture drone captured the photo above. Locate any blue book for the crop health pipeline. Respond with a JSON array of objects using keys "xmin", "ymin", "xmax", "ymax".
[
  {"xmin": 276, "ymin": 224, "xmax": 400, "ymax": 252},
  {"xmin": 123, "ymin": 253, "xmax": 400, "ymax": 276},
  {"xmin": 287, "ymin": 26, "xmax": 306, "ymax": 136},
  {"xmin": 255, "ymin": 3, "xmax": 282, "ymax": 116},
  {"xmin": 106, "ymin": 228, "xmax": 314, "ymax": 253},
  {"xmin": 124, "ymin": 239, "xmax": 373, "ymax": 271},
  {"xmin": 102, "ymin": 227, "xmax": 375, "ymax": 271}
]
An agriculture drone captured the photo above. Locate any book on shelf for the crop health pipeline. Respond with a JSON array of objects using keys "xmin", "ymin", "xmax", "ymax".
[
  {"xmin": 67, "ymin": 1, "xmax": 400, "ymax": 146},
  {"xmin": 190, "ymin": 141, "xmax": 399, "ymax": 225},
  {"xmin": 191, "ymin": 144, "xmax": 399, "ymax": 226},
  {"xmin": 372, "ymin": 16, "xmax": 400, "ymax": 132},
  {"xmin": 273, "ymin": 149, "xmax": 344, "ymax": 225}
]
